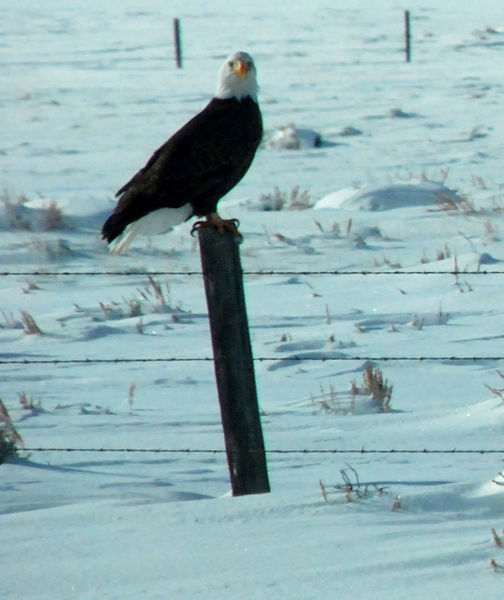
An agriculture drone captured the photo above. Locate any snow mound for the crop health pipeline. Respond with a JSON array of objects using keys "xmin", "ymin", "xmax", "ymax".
[
  {"xmin": 315, "ymin": 181, "xmax": 464, "ymax": 211},
  {"xmin": 265, "ymin": 123, "xmax": 322, "ymax": 149}
]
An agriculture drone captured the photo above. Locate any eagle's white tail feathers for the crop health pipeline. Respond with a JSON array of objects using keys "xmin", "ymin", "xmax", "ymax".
[
  {"xmin": 109, "ymin": 226, "xmax": 138, "ymax": 255},
  {"xmin": 109, "ymin": 205, "xmax": 193, "ymax": 255}
]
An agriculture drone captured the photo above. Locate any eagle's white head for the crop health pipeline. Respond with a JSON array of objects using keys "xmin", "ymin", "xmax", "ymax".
[{"xmin": 215, "ymin": 51, "xmax": 259, "ymax": 101}]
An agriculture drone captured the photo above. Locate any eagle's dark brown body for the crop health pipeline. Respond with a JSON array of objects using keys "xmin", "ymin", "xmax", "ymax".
[{"xmin": 101, "ymin": 96, "xmax": 262, "ymax": 244}]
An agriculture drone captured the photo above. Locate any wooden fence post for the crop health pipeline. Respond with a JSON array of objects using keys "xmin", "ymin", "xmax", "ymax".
[
  {"xmin": 173, "ymin": 18, "xmax": 182, "ymax": 68},
  {"xmin": 404, "ymin": 10, "xmax": 411, "ymax": 62},
  {"xmin": 198, "ymin": 227, "xmax": 270, "ymax": 496}
]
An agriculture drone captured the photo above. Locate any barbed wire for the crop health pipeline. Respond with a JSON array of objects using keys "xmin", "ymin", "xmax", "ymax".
[
  {"xmin": 1, "ymin": 355, "xmax": 503, "ymax": 365},
  {"xmin": 19, "ymin": 447, "xmax": 504, "ymax": 455},
  {"xmin": 5, "ymin": 267, "xmax": 502, "ymax": 462},
  {"xmin": 1, "ymin": 269, "xmax": 503, "ymax": 277}
]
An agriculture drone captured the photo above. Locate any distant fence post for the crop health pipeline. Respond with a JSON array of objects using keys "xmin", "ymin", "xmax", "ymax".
[
  {"xmin": 404, "ymin": 10, "xmax": 411, "ymax": 62},
  {"xmin": 198, "ymin": 227, "xmax": 270, "ymax": 496},
  {"xmin": 173, "ymin": 18, "xmax": 182, "ymax": 68}
]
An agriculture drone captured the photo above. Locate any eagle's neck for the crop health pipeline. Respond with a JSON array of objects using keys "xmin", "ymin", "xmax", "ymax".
[{"xmin": 215, "ymin": 78, "xmax": 258, "ymax": 102}]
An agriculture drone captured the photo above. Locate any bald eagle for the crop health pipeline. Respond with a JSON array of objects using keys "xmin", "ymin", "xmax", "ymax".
[{"xmin": 101, "ymin": 51, "xmax": 262, "ymax": 254}]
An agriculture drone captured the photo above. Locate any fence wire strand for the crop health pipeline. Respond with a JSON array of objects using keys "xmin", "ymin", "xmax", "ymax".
[
  {"xmin": 19, "ymin": 447, "xmax": 504, "ymax": 455},
  {"xmin": 1, "ymin": 355, "xmax": 503, "ymax": 365},
  {"xmin": 2, "ymin": 269, "xmax": 504, "ymax": 277}
]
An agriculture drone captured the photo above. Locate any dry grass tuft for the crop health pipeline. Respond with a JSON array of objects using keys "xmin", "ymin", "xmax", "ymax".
[
  {"xmin": 485, "ymin": 370, "xmax": 504, "ymax": 402},
  {"xmin": 0, "ymin": 310, "xmax": 22, "ymax": 330},
  {"xmin": 311, "ymin": 383, "xmax": 351, "ymax": 415},
  {"xmin": 98, "ymin": 276, "xmax": 180, "ymax": 321},
  {"xmin": 319, "ymin": 465, "xmax": 391, "ymax": 504},
  {"xmin": 319, "ymin": 479, "xmax": 329, "ymax": 503},
  {"xmin": 22, "ymin": 279, "xmax": 41, "ymax": 294},
  {"xmin": 128, "ymin": 383, "xmax": 136, "ymax": 414},
  {"xmin": 2, "ymin": 190, "xmax": 67, "ymax": 231},
  {"xmin": 2, "ymin": 190, "xmax": 31, "ymax": 229},
  {"xmin": 138, "ymin": 275, "xmax": 171, "ymax": 313},
  {"xmin": 489, "ymin": 527, "xmax": 504, "ymax": 572},
  {"xmin": 433, "ymin": 192, "xmax": 478, "ymax": 214},
  {"xmin": 391, "ymin": 496, "xmax": 402, "ymax": 511},
  {"xmin": 491, "ymin": 528, "xmax": 503, "ymax": 548},
  {"xmin": 312, "ymin": 366, "xmax": 393, "ymax": 415},
  {"xmin": 0, "ymin": 399, "xmax": 23, "ymax": 463},
  {"xmin": 351, "ymin": 364, "xmax": 393, "ymax": 412},
  {"xmin": 18, "ymin": 392, "xmax": 42, "ymax": 412},
  {"xmin": 490, "ymin": 558, "xmax": 504, "ymax": 572},
  {"xmin": 20, "ymin": 310, "xmax": 42, "ymax": 335},
  {"xmin": 44, "ymin": 201, "xmax": 65, "ymax": 231},
  {"xmin": 259, "ymin": 186, "xmax": 313, "ymax": 211},
  {"xmin": 436, "ymin": 244, "xmax": 451, "ymax": 261}
]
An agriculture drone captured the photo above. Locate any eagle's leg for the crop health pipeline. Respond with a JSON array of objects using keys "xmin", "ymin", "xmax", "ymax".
[{"xmin": 191, "ymin": 213, "xmax": 241, "ymax": 237}]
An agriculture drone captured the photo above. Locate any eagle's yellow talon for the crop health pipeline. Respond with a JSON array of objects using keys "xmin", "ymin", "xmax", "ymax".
[{"xmin": 191, "ymin": 215, "xmax": 241, "ymax": 238}]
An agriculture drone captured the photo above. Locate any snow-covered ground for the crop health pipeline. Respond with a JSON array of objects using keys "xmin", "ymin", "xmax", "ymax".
[{"xmin": 2, "ymin": 1, "xmax": 504, "ymax": 598}]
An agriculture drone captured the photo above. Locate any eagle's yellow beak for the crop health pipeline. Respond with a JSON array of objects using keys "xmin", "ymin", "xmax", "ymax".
[{"xmin": 234, "ymin": 60, "xmax": 247, "ymax": 79}]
